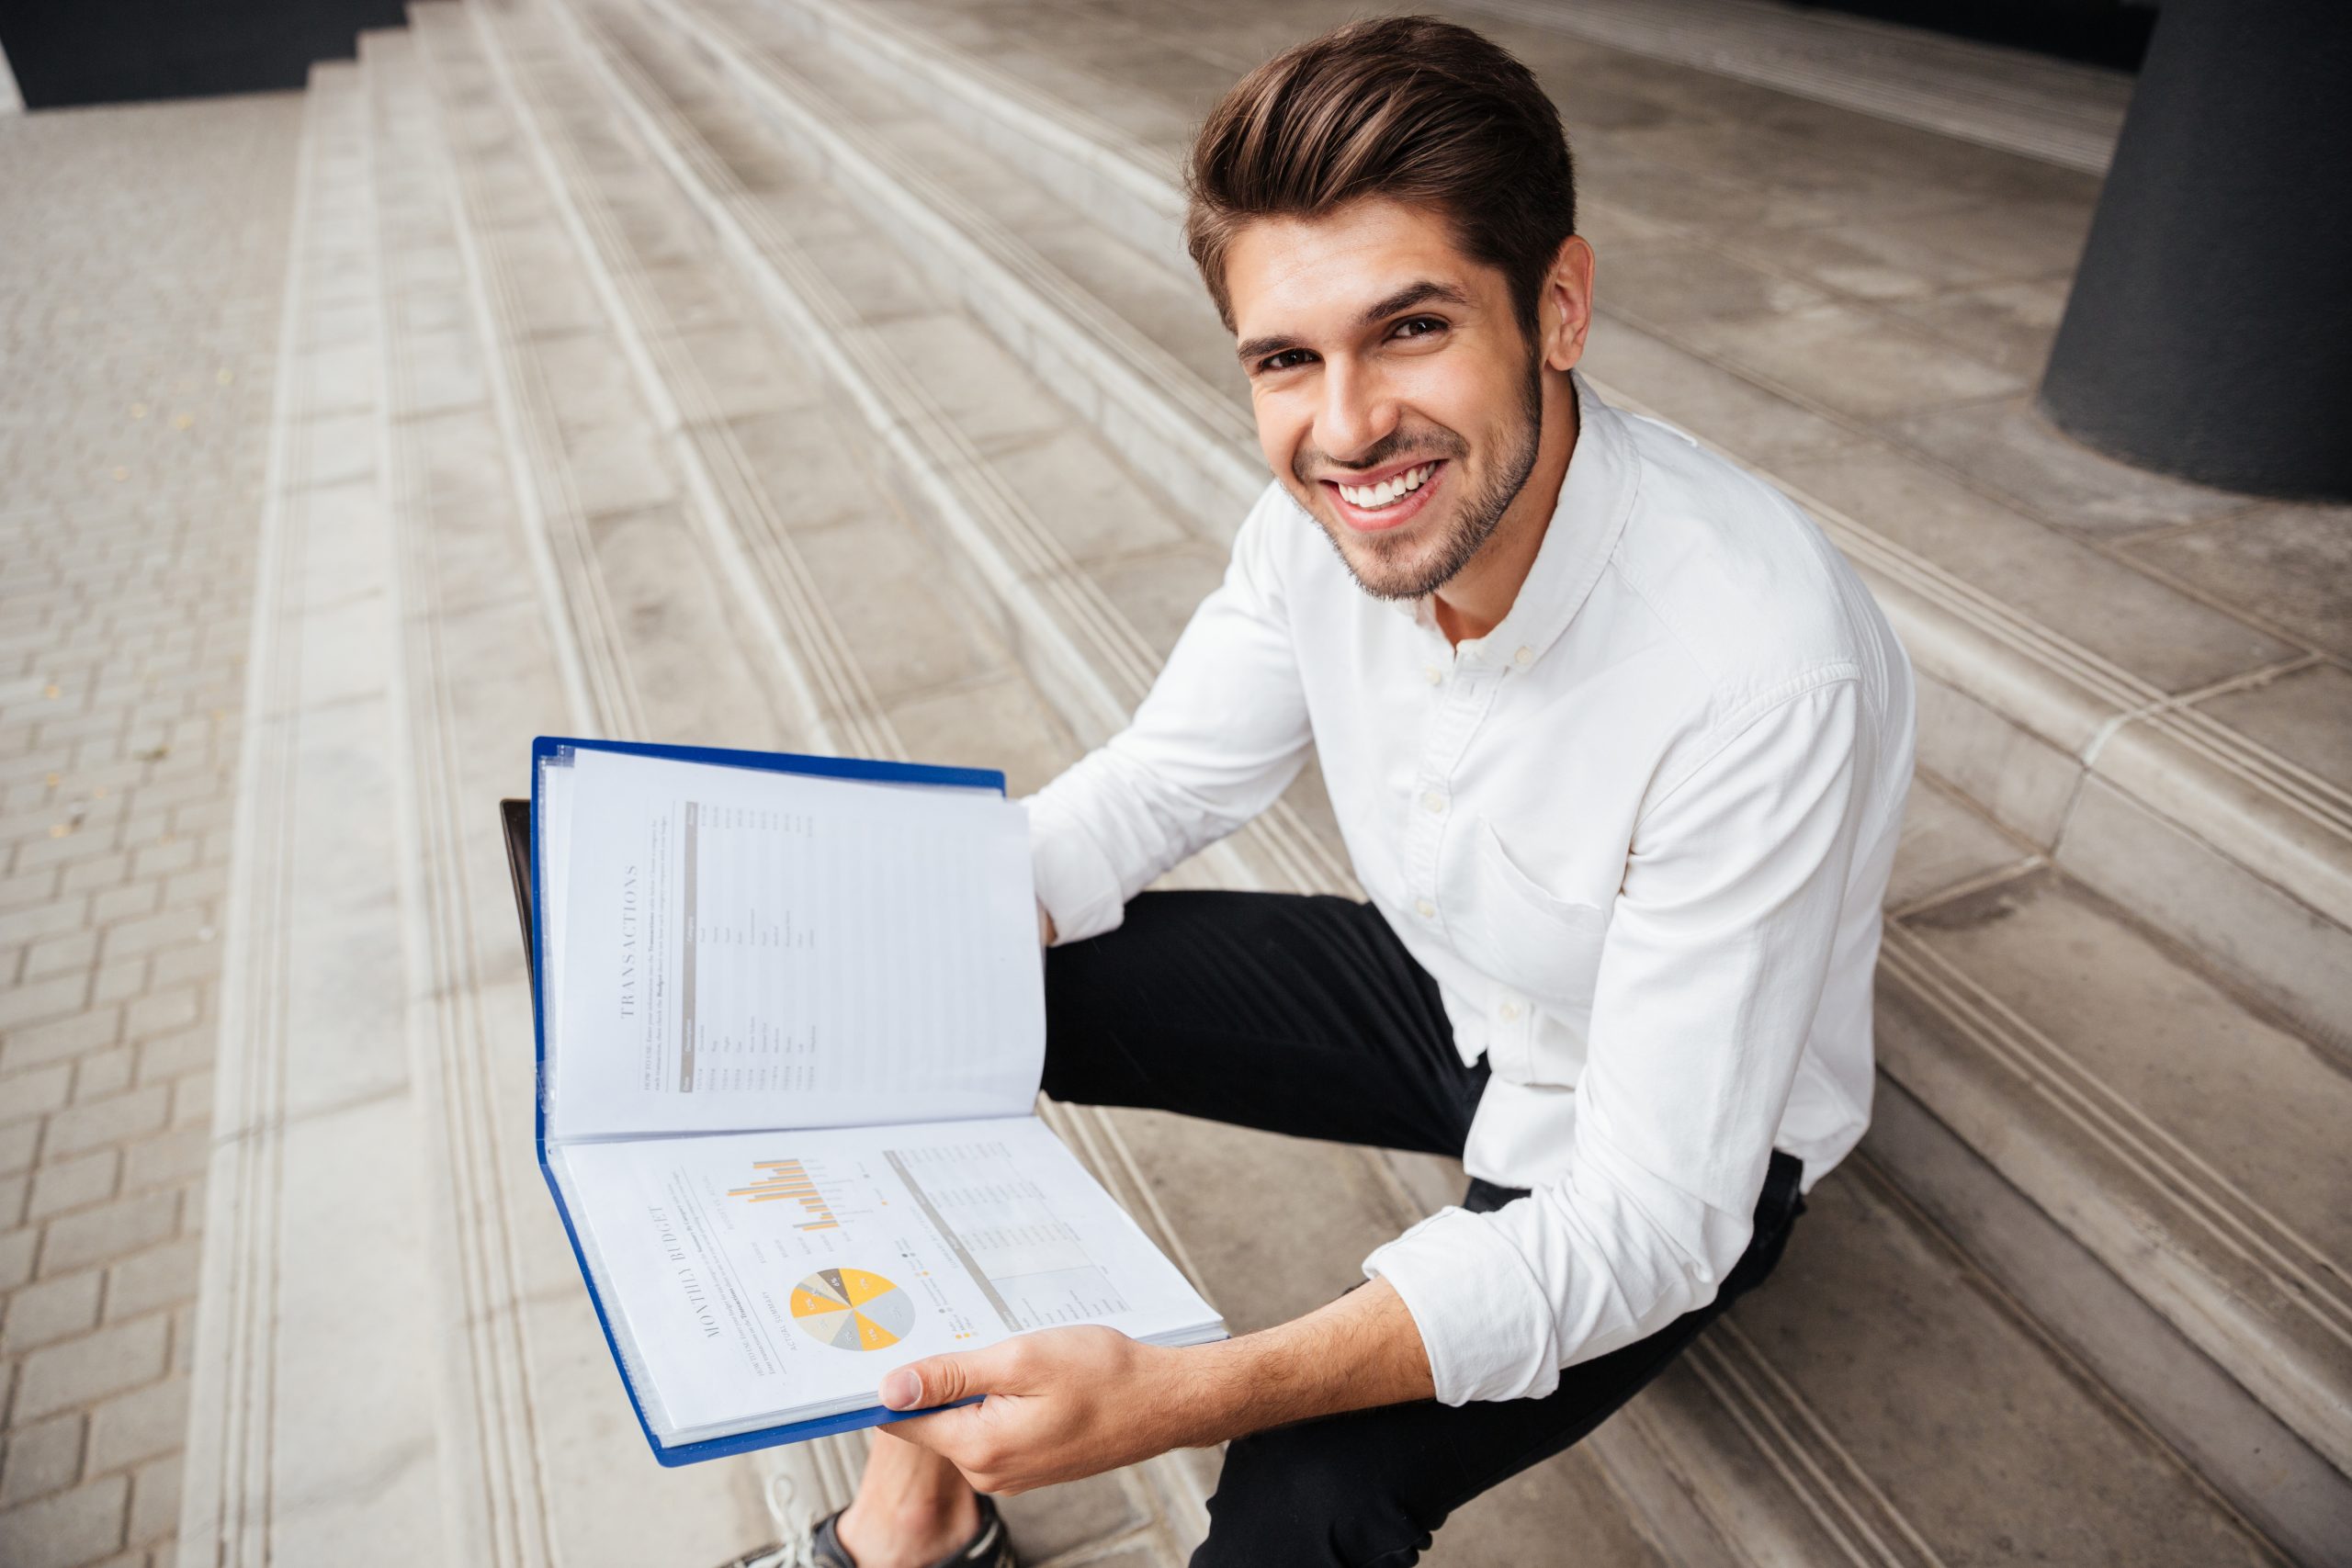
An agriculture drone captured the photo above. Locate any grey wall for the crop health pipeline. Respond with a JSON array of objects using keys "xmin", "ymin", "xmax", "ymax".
[{"xmin": 0, "ymin": 0, "xmax": 409, "ymax": 108}]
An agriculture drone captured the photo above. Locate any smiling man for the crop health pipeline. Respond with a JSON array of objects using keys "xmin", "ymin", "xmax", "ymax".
[{"xmin": 777, "ymin": 16, "xmax": 1915, "ymax": 1568}]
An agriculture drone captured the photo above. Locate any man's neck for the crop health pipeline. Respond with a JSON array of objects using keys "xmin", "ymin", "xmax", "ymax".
[{"xmin": 1431, "ymin": 372, "xmax": 1581, "ymax": 648}]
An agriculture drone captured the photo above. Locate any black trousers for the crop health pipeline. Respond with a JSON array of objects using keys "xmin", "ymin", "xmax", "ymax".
[{"xmin": 1042, "ymin": 891, "xmax": 1807, "ymax": 1568}]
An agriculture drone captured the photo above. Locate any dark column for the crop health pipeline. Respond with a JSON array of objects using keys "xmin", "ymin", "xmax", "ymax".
[{"xmin": 2040, "ymin": 0, "xmax": 2352, "ymax": 501}]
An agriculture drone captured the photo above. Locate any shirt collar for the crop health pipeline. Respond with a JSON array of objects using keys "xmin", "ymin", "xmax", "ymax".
[{"xmin": 1390, "ymin": 370, "xmax": 1639, "ymax": 671}]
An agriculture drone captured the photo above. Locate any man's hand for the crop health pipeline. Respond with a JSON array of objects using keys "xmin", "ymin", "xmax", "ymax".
[
  {"xmin": 876, "ymin": 1277, "xmax": 1435, "ymax": 1494},
  {"xmin": 1036, "ymin": 898, "xmax": 1057, "ymax": 947},
  {"xmin": 877, "ymin": 1326, "xmax": 1187, "ymax": 1494}
]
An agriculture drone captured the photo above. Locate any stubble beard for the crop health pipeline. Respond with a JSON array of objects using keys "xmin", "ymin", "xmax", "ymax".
[{"xmin": 1299, "ymin": 351, "xmax": 1547, "ymax": 603}]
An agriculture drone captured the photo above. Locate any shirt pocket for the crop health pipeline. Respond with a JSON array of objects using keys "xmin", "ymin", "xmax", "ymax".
[{"xmin": 1464, "ymin": 818, "xmax": 1611, "ymax": 1020}]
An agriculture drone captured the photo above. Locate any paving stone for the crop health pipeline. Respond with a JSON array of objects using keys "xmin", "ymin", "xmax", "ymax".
[
  {"xmin": 25, "ymin": 1148, "xmax": 119, "ymax": 1223},
  {"xmin": 13, "ymin": 1314, "xmax": 169, "ymax": 1422},
  {"xmin": 0, "ymin": 974, "xmax": 91, "ymax": 1034},
  {"xmin": 87, "ymin": 963, "xmax": 146, "ymax": 1008},
  {"xmin": 167, "ymin": 1071, "xmax": 211, "ymax": 1127},
  {"xmin": 36, "ymin": 1190, "xmax": 178, "ymax": 1277},
  {"xmin": 0, "ymin": 899, "xmax": 87, "ymax": 949},
  {"xmin": 1, "ymin": 1269, "xmax": 103, "ymax": 1352},
  {"xmin": 0, "ymin": 870, "xmax": 58, "ymax": 911},
  {"xmin": 70, "ymin": 1049, "xmax": 135, "ymax": 1105},
  {"xmin": 0, "ymin": 1063, "xmax": 73, "ymax": 1123},
  {"xmin": 0, "ymin": 1414, "xmax": 85, "ymax": 1509},
  {"xmin": 124, "ymin": 1454, "xmax": 178, "ymax": 1547},
  {"xmin": 130, "ymin": 1029, "xmax": 212, "ymax": 1087},
  {"xmin": 0, "ymin": 1008, "xmax": 121, "ymax": 1073},
  {"xmin": 118, "ymin": 1127, "xmax": 207, "ymax": 1198},
  {"xmin": 40, "ymin": 1088, "xmax": 169, "ymax": 1162},
  {"xmin": 119, "ymin": 988, "xmax": 198, "ymax": 1044},
  {"xmin": 144, "ymin": 940, "xmax": 220, "ymax": 996},
  {"xmin": 0, "ymin": 1472, "xmax": 127, "ymax": 1568},
  {"xmin": 99, "ymin": 1238, "xmax": 199, "ymax": 1332},
  {"xmin": 84, "ymin": 1376, "xmax": 187, "ymax": 1476},
  {"xmin": 21, "ymin": 931, "xmax": 100, "ymax": 981},
  {"xmin": 96, "ymin": 908, "xmax": 202, "ymax": 964},
  {"xmin": 85, "ymin": 883, "xmax": 158, "ymax": 926}
]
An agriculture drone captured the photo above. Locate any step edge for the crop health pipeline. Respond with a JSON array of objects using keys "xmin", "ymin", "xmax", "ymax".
[
  {"xmin": 176, "ymin": 67, "xmax": 338, "ymax": 1568},
  {"xmin": 1877, "ymin": 930, "xmax": 2352, "ymax": 1478},
  {"xmin": 1867, "ymin": 1073, "xmax": 2352, "ymax": 1565}
]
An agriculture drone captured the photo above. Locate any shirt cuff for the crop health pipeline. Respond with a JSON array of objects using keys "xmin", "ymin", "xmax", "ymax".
[
  {"xmin": 1363, "ymin": 1206, "xmax": 1564, "ymax": 1404},
  {"xmin": 1024, "ymin": 790, "xmax": 1128, "ymax": 945}
]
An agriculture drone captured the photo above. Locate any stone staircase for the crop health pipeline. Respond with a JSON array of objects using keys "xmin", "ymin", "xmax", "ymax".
[{"xmin": 175, "ymin": 2, "xmax": 2352, "ymax": 1564}]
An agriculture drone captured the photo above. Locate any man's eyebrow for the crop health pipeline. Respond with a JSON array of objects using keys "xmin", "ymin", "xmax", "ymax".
[
  {"xmin": 1235, "ymin": 279, "xmax": 1474, "ymax": 367},
  {"xmin": 1359, "ymin": 278, "xmax": 1472, "ymax": 324},
  {"xmin": 1235, "ymin": 331, "xmax": 1300, "ymax": 367}
]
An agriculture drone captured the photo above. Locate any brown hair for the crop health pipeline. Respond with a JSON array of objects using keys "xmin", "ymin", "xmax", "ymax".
[{"xmin": 1183, "ymin": 15, "xmax": 1577, "ymax": 341}]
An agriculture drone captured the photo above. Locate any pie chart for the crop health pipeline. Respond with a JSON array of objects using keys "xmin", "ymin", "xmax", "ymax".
[{"xmin": 789, "ymin": 1267, "xmax": 916, "ymax": 1351}]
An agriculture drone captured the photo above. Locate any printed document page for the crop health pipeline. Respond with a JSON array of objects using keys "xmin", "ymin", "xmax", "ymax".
[
  {"xmin": 553, "ymin": 1115, "xmax": 1223, "ymax": 1442},
  {"xmin": 545, "ymin": 747, "xmax": 1044, "ymax": 1138}
]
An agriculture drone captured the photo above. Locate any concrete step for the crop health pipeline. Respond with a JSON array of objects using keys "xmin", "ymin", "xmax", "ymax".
[
  {"xmin": 175, "ymin": 25, "xmax": 795, "ymax": 1566},
  {"xmin": 501, "ymin": 0, "xmax": 2303, "ymax": 1559},
  {"xmin": 1127, "ymin": 0, "xmax": 2135, "ymax": 175},
  {"xmin": 379, "ymin": 20, "xmax": 805, "ymax": 1562},
  {"xmin": 410, "ymin": 2, "xmax": 1673, "ymax": 1559},
  {"xmin": 175, "ymin": 59, "xmax": 456, "ymax": 1568},
  {"xmin": 685, "ymin": 0, "xmax": 2352, "ymax": 1076},
  {"xmin": 596, "ymin": 0, "xmax": 2352, "ymax": 1541}
]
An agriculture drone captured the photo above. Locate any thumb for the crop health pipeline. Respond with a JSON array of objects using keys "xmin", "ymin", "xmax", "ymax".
[{"xmin": 880, "ymin": 1350, "xmax": 985, "ymax": 1411}]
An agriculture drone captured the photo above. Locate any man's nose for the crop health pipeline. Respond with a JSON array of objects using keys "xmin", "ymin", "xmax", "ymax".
[{"xmin": 1315, "ymin": 358, "xmax": 1398, "ymax": 467}]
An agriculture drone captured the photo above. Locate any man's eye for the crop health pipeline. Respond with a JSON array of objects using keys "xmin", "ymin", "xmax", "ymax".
[
  {"xmin": 1393, "ymin": 316, "xmax": 1447, "ymax": 341},
  {"xmin": 1259, "ymin": 349, "xmax": 1314, "ymax": 373}
]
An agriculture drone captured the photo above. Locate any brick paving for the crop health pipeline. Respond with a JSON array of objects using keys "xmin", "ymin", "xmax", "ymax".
[{"xmin": 0, "ymin": 93, "xmax": 301, "ymax": 1568}]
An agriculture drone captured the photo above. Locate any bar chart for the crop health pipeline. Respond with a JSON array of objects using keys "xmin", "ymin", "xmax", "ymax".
[{"xmin": 726, "ymin": 1156, "xmax": 841, "ymax": 1231}]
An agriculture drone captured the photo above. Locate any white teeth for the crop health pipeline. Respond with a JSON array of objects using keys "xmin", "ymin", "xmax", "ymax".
[{"xmin": 1339, "ymin": 463, "xmax": 1434, "ymax": 509}]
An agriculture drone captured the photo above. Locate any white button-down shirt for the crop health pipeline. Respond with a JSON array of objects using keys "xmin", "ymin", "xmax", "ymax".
[{"xmin": 1028, "ymin": 373, "xmax": 1916, "ymax": 1404}]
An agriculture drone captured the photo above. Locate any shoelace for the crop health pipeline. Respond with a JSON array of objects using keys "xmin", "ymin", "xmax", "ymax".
[{"xmin": 726, "ymin": 1472, "xmax": 826, "ymax": 1568}]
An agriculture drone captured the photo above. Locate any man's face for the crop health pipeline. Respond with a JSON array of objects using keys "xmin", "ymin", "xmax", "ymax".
[{"xmin": 1226, "ymin": 198, "xmax": 1547, "ymax": 601}]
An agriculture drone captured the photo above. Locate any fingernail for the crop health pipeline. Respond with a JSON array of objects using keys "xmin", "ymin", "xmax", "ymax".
[{"xmin": 880, "ymin": 1369, "xmax": 921, "ymax": 1409}]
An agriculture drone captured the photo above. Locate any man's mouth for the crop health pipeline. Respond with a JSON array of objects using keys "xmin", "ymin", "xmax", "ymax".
[{"xmin": 1323, "ymin": 458, "xmax": 1447, "ymax": 533}]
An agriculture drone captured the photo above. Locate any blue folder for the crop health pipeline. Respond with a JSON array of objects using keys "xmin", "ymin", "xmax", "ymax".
[{"xmin": 513, "ymin": 735, "xmax": 1000, "ymax": 1466}]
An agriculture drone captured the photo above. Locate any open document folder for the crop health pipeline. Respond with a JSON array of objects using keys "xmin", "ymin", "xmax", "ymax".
[{"xmin": 503, "ymin": 738, "xmax": 1225, "ymax": 1467}]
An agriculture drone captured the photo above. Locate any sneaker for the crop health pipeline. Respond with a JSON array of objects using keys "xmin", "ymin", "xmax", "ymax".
[{"xmin": 718, "ymin": 1493, "xmax": 1015, "ymax": 1568}]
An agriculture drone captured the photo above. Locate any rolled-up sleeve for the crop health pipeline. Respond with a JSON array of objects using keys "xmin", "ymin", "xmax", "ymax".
[
  {"xmin": 1025, "ymin": 491, "xmax": 1315, "ymax": 945},
  {"xmin": 1364, "ymin": 671, "xmax": 1871, "ymax": 1404}
]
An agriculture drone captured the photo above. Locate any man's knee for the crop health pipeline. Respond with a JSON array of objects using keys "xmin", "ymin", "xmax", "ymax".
[
  {"xmin": 1038, "ymin": 935, "xmax": 1125, "ymax": 1105},
  {"xmin": 1193, "ymin": 1421, "xmax": 1442, "ymax": 1568}
]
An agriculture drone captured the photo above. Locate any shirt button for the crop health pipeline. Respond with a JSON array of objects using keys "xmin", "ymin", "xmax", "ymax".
[
  {"xmin": 1420, "ymin": 790, "xmax": 1445, "ymax": 814},
  {"xmin": 1414, "ymin": 897, "xmax": 1436, "ymax": 919},
  {"xmin": 1424, "ymin": 665, "xmax": 1442, "ymax": 685},
  {"xmin": 1514, "ymin": 646, "xmax": 1533, "ymax": 666},
  {"xmin": 1498, "ymin": 1001, "xmax": 1521, "ymax": 1021}
]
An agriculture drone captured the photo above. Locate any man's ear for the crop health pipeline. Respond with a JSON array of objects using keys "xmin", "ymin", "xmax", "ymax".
[{"xmin": 1539, "ymin": 234, "xmax": 1597, "ymax": 374}]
